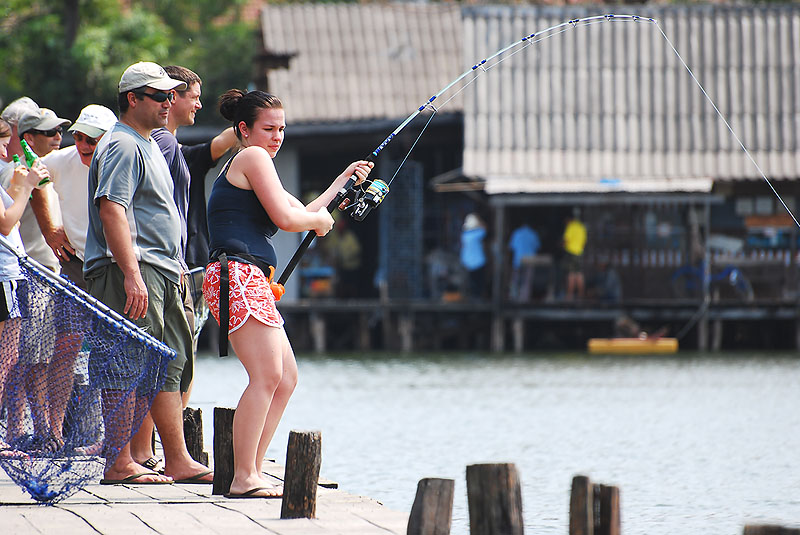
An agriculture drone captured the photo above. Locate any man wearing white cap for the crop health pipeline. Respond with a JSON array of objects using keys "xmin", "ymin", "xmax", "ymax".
[
  {"xmin": 41, "ymin": 104, "xmax": 117, "ymax": 288},
  {"xmin": 84, "ymin": 61, "xmax": 213, "ymax": 486}
]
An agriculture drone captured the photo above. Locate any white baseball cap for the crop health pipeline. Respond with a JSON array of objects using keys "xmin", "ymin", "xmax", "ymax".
[
  {"xmin": 118, "ymin": 61, "xmax": 188, "ymax": 94},
  {"xmin": 463, "ymin": 213, "xmax": 483, "ymax": 231},
  {"xmin": 69, "ymin": 104, "xmax": 118, "ymax": 139}
]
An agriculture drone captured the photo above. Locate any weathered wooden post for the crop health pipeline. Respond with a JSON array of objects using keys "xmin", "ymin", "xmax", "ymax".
[
  {"xmin": 183, "ymin": 407, "xmax": 208, "ymax": 466},
  {"xmin": 466, "ymin": 463, "xmax": 524, "ymax": 535},
  {"xmin": 281, "ymin": 430, "xmax": 322, "ymax": 519},
  {"xmin": 212, "ymin": 407, "xmax": 235, "ymax": 495},
  {"xmin": 310, "ymin": 312, "xmax": 326, "ymax": 353},
  {"xmin": 593, "ymin": 484, "xmax": 620, "ymax": 535},
  {"xmin": 744, "ymin": 526, "xmax": 800, "ymax": 534},
  {"xmin": 407, "ymin": 478, "xmax": 455, "ymax": 535},
  {"xmin": 570, "ymin": 475, "xmax": 593, "ymax": 535}
]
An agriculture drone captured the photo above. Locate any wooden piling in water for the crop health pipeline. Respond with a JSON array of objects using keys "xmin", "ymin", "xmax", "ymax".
[
  {"xmin": 212, "ymin": 407, "xmax": 235, "ymax": 495},
  {"xmin": 183, "ymin": 406, "xmax": 208, "ymax": 466},
  {"xmin": 281, "ymin": 430, "xmax": 322, "ymax": 519},
  {"xmin": 744, "ymin": 527, "xmax": 800, "ymax": 534},
  {"xmin": 570, "ymin": 475, "xmax": 593, "ymax": 535},
  {"xmin": 466, "ymin": 463, "xmax": 524, "ymax": 535},
  {"xmin": 407, "ymin": 477, "xmax": 455, "ymax": 535},
  {"xmin": 570, "ymin": 475, "xmax": 621, "ymax": 535},
  {"xmin": 593, "ymin": 483, "xmax": 621, "ymax": 535}
]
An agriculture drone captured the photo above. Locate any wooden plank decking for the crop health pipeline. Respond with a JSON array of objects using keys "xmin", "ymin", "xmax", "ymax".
[{"xmin": 0, "ymin": 459, "xmax": 408, "ymax": 534}]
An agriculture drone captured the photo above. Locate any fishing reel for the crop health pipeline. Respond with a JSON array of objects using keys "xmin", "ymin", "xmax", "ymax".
[{"xmin": 342, "ymin": 179, "xmax": 390, "ymax": 221}]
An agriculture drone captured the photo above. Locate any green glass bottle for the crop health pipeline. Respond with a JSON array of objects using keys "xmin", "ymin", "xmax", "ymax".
[
  {"xmin": 20, "ymin": 139, "xmax": 37, "ymax": 167},
  {"xmin": 20, "ymin": 140, "xmax": 50, "ymax": 186},
  {"xmin": 12, "ymin": 154, "xmax": 21, "ymax": 165}
]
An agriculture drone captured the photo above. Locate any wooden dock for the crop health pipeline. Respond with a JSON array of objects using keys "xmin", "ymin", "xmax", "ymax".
[{"xmin": 0, "ymin": 459, "xmax": 408, "ymax": 534}]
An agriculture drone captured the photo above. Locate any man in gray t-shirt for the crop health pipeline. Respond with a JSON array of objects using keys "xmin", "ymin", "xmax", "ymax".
[
  {"xmin": 84, "ymin": 120, "xmax": 182, "ymax": 284},
  {"xmin": 85, "ymin": 61, "xmax": 213, "ymax": 486}
]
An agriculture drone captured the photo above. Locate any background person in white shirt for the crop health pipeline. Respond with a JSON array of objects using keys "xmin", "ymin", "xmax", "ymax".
[{"xmin": 42, "ymin": 104, "xmax": 117, "ymax": 290}]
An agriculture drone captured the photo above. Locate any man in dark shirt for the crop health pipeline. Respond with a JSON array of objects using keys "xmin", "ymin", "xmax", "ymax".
[{"xmin": 181, "ymin": 128, "xmax": 236, "ymax": 269}]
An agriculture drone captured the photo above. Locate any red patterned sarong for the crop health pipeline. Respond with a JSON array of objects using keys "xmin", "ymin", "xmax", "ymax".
[{"xmin": 202, "ymin": 260, "xmax": 284, "ymax": 333}]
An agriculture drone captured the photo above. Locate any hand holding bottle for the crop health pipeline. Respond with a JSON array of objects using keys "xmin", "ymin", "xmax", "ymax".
[{"xmin": 10, "ymin": 155, "xmax": 43, "ymax": 193}]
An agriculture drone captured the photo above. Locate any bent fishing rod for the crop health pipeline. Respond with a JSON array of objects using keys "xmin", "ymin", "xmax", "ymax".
[
  {"xmin": 275, "ymin": 14, "xmax": 655, "ymax": 293},
  {"xmin": 275, "ymin": 12, "xmax": 800, "ymax": 295}
]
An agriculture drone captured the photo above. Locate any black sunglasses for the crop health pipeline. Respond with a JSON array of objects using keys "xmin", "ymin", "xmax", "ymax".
[
  {"xmin": 134, "ymin": 90, "xmax": 175, "ymax": 103},
  {"xmin": 72, "ymin": 131, "xmax": 100, "ymax": 146},
  {"xmin": 32, "ymin": 127, "xmax": 63, "ymax": 137}
]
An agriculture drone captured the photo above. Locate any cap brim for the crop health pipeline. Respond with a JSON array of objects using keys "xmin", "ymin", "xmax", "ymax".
[
  {"xmin": 148, "ymin": 78, "xmax": 188, "ymax": 92},
  {"xmin": 69, "ymin": 123, "xmax": 105, "ymax": 138},
  {"xmin": 36, "ymin": 117, "xmax": 72, "ymax": 131}
]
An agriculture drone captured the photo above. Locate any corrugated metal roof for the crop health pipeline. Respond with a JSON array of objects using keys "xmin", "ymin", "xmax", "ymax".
[
  {"xmin": 260, "ymin": 3, "xmax": 463, "ymax": 125},
  {"xmin": 461, "ymin": 5, "xmax": 800, "ymax": 192}
]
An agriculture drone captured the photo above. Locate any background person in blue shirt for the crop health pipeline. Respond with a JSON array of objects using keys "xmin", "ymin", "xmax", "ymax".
[
  {"xmin": 460, "ymin": 212, "xmax": 487, "ymax": 300},
  {"xmin": 508, "ymin": 223, "xmax": 540, "ymax": 302}
]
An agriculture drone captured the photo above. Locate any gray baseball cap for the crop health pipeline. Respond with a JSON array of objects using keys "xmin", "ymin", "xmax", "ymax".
[
  {"xmin": 18, "ymin": 108, "xmax": 71, "ymax": 135},
  {"xmin": 1, "ymin": 97, "xmax": 40, "ymax": 126}
]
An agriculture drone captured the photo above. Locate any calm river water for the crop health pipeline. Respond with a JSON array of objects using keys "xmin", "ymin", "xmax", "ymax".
[{"xmin": 191, "ymin": 351, "xmax": 800, "ymax": 534}]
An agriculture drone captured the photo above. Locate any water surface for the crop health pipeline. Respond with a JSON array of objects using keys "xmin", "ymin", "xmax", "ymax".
[{"xmin": 191, "ymin": 351, "xmax": 800, "ymax": 534}]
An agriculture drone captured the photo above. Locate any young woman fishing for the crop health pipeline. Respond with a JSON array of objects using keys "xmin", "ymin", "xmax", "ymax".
[{"xmin": 203, "ymin": 90, "xmax": 373, "ymax": 498}]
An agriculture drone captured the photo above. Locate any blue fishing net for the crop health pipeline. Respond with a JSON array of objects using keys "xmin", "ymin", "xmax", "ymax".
[{"xmin": 0, "ymin": 242, "xmax": 175, "ymax": 504}]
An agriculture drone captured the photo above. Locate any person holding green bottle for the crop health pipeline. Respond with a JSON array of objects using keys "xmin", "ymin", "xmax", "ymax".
[
  {"xmin": 0, "ymin": 117, "xmax": 51, "ymax": 456},
  {"xmin": 14, "ymin": 107, "xmax": 73, "ymax": 270}
]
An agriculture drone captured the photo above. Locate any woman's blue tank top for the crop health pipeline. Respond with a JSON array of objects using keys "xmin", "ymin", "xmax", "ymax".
[{"xmin": 207, "ymin": 156, "xmax": 279, "ymax": 271}]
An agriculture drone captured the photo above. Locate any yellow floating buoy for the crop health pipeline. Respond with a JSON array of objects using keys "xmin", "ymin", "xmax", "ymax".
[{"xmin": 587, "ymin": 337, "xmax": 679, "ymax": 354}]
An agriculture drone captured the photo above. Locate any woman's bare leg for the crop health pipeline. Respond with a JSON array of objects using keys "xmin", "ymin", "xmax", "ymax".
[
  {"xmin": 227, "ymin": 318, "xmax": 286, "ymax": 496},
  {"xmin": 255, "ymin": 329, "xmax": 297, "ymax": 475}
]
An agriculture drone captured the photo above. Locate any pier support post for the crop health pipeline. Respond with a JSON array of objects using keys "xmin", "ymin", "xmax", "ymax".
[
  {"xmin": 359, "ymin": 311, "xmax": 370, "ymax": 350},
  {"xmin": 490, "ymin": 317, "xmax": 504, "ymax": 353},
  {"xmin": 212, "ymin": 407, "xmax": 235, "ymax": 495},
  {"xmin": 513, "ymin": 318, "xmax": 524, "ymax": 353},
  {"xmin": 466, "ymin": 463, "xmax": 523, "ymax": 535},
  {"xmin": 796, "ymin": 314, "xmax": 800, "ymax": 350},
  {"xmin": 281, "ymin": 430, "xmax": 322, "ymax": 519},
  {"xmin": 570, "ymin": 475, "xmax": 621, "ymax": 535},
  {"xmin": 407, "ymin": 478, "xmax": 455, "ymax": 535},
  {"xmin": 712, "ymin": 319, "xmax": 723, "ymax": 351},
  {"xmin": 399, "ymin": 313, "xmax": 414, "ymax": 352},
  {"xmin": 744, "ymin": 527, "xmax": 800, "ymax": 534},
  {"xmin": 183, "ymin": 407, "xmax": 208, "ymax": 466},
  {"xmin": 310, "ymin": 312, "xmax": 326, "ymax": 353},
  {"xmin": 570, "ymin": 475, "xmax": 593, "ymax": 535},
  {"xmin": 697, "ymin": 315, "xmax": 709, "ymax": 350}
]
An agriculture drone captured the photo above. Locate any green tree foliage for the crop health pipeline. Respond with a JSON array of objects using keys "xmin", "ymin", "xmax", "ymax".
[{"xmin": 0, "ymin": 0, "xmax": 254, "ymax": 126}]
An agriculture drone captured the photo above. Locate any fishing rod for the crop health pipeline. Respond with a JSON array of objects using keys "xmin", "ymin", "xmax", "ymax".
[{"xmin": 274, "ymin": 14, "xmax": 657, "ymax": 295}]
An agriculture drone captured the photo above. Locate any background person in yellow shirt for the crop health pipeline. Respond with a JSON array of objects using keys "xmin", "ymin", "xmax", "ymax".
[{"xmin": 562, "ymin": 211, "xmax": 587, "ymax": 300}]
